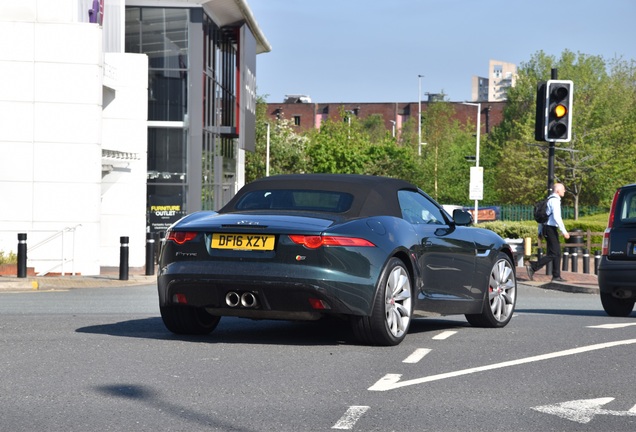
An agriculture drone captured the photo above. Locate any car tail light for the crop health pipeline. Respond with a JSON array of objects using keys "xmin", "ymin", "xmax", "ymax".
[
  {"xmin": 288, "ymin": 235, "xmax": 375, "ymax": 249},
  {"xmin": 173, "ymin": 293, "xmax": 188, "ymax": 304},
  {"xmin": 601, "ymin": 229, "xmax": 611, "ymax": 256},
  {"xmin": 308, "ymin": 298, "xmax": 331, "ymax": 310},
  {"xmin": 602, "ymin": 190, "xmax": 621, "ymax": 256},
  {"xmin": 166, "ymin": 231, "xmax": 198, "ymax": 245},
  {"xmin": 607, "ymin": 189, "xmax": 620, "ymax": 229}
]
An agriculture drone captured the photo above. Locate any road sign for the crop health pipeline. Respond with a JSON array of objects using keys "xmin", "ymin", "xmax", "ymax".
[{"xmin": 469, "ymin": 166, "xmax": 483, "ymax": 200}]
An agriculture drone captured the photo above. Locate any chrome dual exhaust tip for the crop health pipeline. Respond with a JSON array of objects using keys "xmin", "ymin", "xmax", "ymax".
[{"xmin": 225, "ymin": 291, "xmax": 259, "ymax": 308}]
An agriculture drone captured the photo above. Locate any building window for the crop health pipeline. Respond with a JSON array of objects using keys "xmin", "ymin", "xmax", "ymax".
[
  {"xmin": 126, "ymin": 8, "xmax": 189, "ymax": 122},
  {"xmin": 293, "ymin": 115, "xmax": 301, "ymax": 126},
  {"xmin": 203, "ymin": 18, "xmax": 237, "ymax": 131},
  {"xmin": 147, "ymin": 128, "xmax": 187, "ymax": 184},
  {"xmin": 126, "ymin": 5, "xmax": 241, "ymax": 218}
]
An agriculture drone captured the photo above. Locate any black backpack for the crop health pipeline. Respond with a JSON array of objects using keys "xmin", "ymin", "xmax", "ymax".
[{"xmin": 533, "ymin": 196, "xmax": 554, "ymax": 223}]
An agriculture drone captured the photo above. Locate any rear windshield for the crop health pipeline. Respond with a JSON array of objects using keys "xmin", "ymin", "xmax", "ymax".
[
  {"xmin": 618, "ymin": 188, "xmax": 636, "ymax": 223},
  {"xmin": 235, "ymin": 189, "xmax": 354, "ymax": 213}
]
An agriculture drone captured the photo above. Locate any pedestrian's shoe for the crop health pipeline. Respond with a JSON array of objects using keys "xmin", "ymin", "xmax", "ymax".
[
  {"xmin": 526, "ymin": 265, "xmax": 535, "ymax": 281},
  {"xmin": 552, "ymin": 277, "xmax": 567, "ymax": 282}
]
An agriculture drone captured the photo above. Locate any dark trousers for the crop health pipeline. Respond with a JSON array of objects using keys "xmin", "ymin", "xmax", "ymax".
[{"xmin": 532, "ymin": 224, "xmax": 561, "ymax": 278}]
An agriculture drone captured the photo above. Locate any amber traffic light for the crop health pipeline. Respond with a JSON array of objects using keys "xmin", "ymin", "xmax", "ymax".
[{"xmin": 535, "ymin": 79, "xmax": 573, "ymax": 142}]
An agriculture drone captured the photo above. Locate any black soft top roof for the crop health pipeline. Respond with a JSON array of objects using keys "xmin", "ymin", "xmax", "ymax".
[{"xmin": 220, "ymin": 174, "xmax": 419, "ymax": 218}]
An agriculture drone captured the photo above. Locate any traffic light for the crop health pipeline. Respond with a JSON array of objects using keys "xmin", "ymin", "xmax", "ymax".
[{"xmin": 535, "ymin": 79, "xmax": 573, "ymax": 142}]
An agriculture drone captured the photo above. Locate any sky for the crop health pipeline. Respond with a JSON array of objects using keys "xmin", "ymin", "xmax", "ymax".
[{"xmin": 247, "ymin": 0, "xmax": 636, "ymax": 103}]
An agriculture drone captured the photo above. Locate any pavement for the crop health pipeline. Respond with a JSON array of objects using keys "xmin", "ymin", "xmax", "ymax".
[
  {"xmin": 515, "ymin": 266, "xmax": 599, "ymax": 294},
  {"xmin": 0, "ymin": 269, "xmax": 157, "ymax": 291},
  {"xmin": 0, "ymin": 266, "xmax": 599, "ymax": 294}
]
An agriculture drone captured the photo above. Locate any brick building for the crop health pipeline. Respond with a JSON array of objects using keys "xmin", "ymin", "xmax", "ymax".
[{"xmin": 265, "ymin": 100, "xmax": 506, "ymax": 137}]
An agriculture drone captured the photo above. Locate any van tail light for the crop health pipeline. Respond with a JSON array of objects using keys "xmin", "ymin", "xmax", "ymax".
[
  {"xmin": 601, "ymin": 229, "xmax": 610, "ymax": 256},
  {"xmin": 607, "ymin": 189, "xmax": 620, "ymax": 229},
  {"xmin": 602, "ymin": 190, "xmax": 620, "ymax": 256}
]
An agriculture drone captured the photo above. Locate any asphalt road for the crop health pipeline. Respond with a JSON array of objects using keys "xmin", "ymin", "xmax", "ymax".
[{"xmin": 1, "ymin": 283, "xmax": 635, "ymax": 431}]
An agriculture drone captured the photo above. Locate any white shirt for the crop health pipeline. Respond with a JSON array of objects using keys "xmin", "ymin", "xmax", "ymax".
[{"xmin": 546, "ymin": 193, "xmax": 568, "ymax": 235}]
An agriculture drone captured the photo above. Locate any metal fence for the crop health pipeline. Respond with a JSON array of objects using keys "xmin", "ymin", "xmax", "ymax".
[{"xmin": 497, "ymin": 205, "xmax": 607, "ymax": 222}]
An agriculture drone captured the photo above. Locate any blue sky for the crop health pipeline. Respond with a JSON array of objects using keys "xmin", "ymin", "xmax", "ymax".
[{"xmin": 248, "ymin": 0, "xmax": 636, "ymax": 103}]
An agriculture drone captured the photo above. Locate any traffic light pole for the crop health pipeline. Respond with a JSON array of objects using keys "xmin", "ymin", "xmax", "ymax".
[
  {"xmin": 547, "ymin": 142, "xmax": 555, "ymax": 194},
  {"xmin": 546, "ymin": 68, "xmax": 558, "ymax": 193}
]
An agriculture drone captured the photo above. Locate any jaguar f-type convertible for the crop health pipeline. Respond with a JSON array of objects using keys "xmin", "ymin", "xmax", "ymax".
[{"xmin": 157, "ymin": 174, "xmax": 517, "ymax": 345}]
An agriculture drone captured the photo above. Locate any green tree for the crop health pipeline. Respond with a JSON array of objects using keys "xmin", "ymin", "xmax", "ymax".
[
  {"xmin": 489, "ymin": 50, "xmax": 636, "ymax": 215},
  {"xmin": 361, "ymin": 113, "xmax": 390, "ymax": 144},
  {"xmin": 245, "ymin": 98, "xmax": 309, "ymax": 182},
  {"xmin": 420, "ymin": 101, "xmax": 475, "ymax": 203},
  {"xmin": 306, "ymin": 108, "xmax": 423, "ymax": 183},
  {"xmin": 305, "ymin": 108, "xmax": 372, "ymax": 174}
]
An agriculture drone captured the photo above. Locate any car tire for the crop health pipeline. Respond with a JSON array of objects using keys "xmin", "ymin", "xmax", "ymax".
[
  {"xmin": 600, "ymin": 292, "xmax": 635, "ymax": 317},
  {"xmin": 465, "ymin": 252, "xmax": 516, "ymax": 328},
  {"xmin": 160, "ymin": 305, "xmax": 221, "ymax": 335},
  {"xmin": 351, "ymin": 257, "xmax": 412, "ymax": 346}
]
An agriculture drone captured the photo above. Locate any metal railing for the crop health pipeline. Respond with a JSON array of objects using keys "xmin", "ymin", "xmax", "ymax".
[
  {"xmin": 497, "ymin": 204, "xmax": 607, "ymax": 221},
  {"xmin": 27, "ymin": 225, "xmax": 82, "ymax": 276}
]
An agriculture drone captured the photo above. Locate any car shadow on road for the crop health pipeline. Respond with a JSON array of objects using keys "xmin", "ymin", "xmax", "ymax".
[
  {"xmin": 76, "ymin": 315, "xmax": 468, "ymax": 346},
  {"xmin": 76, "ymin": 316, "xmax": 358, "ymax": 345},
  {"xmin": 515, "ymin": 308, "xmax": 609, "ymax": 317}
]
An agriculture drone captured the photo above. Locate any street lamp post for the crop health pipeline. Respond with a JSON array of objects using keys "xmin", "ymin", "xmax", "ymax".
[
  {"xmin": 418, "ymin": 75, "xmax": 424, "ymax": 156},
  {"xmin": 462, "ymin": 102, "xmax": 482, "ymax": 224},
  {"xmin": 266, "ymin": 122, "xmax": 270, "ymax": 177}
]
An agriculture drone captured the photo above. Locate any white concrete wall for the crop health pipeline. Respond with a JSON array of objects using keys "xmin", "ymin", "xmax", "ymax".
[
  {"xmin": 100, "ymin": 53, "xmax": 148, "ymax": 269},
  {"xmin": 0, "ymin": 0, "xmax": 148, "ymax": 275}
]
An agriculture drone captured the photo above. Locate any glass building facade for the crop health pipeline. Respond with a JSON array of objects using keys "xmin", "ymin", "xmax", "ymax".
[{"xmin": 125, "ymin": 6, "xmax": 241, "ymax": 232}]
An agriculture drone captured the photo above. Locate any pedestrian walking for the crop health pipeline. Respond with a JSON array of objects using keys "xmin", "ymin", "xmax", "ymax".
[{"xmin": 527, "ymin": 183, "xmax": 570, "ymax": 282}]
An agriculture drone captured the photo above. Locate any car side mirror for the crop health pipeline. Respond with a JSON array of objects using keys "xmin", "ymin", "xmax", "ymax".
[{"xmin": 453, "ymin": 209, "xmax": 473, "ymax": 226}]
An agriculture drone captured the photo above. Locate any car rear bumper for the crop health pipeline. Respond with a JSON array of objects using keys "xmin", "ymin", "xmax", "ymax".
[
  {"xmin": 157, "ymin": 261, "xmax": 378, "ymax": 318},
  {"xmin": 598, "ymin": 257, "xmax": 636, "ymax": 294}
]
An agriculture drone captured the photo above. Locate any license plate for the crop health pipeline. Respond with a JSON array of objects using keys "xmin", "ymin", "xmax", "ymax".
[{"xmin": 211, "ymin": 233, "xmax": 275, "ymax": 251}]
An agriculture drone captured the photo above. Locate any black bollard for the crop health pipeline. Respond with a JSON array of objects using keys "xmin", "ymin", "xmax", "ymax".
[
  {"xmin": 571, "ymin": 249, "xmax": 578, "ymax": 273},
  {"xmin": 583, "ymin": 248, "xmax": 590, "ymax": 274},
  {"xmin": 17, "ymin": 233, "xmax": 27, "ymax": 278},
  {"xmin": 594, "ymin": 250, "xmax": 601, "ymax": 275},
  {"xmin": 119, "ymin": 236, "xmax": 129, "ymax": 281},
  {"xmin": 562, "ymin": 248, "xmax": 569, "ymax": 272},
  {"xmin": 145, "ymin": 232, "xmax": 155, "ymax": 276}
]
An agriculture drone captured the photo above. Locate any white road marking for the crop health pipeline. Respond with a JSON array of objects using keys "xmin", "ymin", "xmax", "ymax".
[
  {"xmin": 588, "ymin": 323, "xmax": 636, "ymax": 329},
  {"xmin": 332, "ymin": 406, "xmax": 370, "ymax": 430},
  {"xmin": 432, "ymin": 330, "xmax": 457, "ymax": 340},
  {"xmin": 368, "ymin": 338, "xmax": 636, "ymax": 391},
  {"xmin": 403, "ymin": 348, "xmax": 432, "ymax": 363},
  {"xmin": 532, "ymin": 397, "xmax": 636, "ymax": 424}
]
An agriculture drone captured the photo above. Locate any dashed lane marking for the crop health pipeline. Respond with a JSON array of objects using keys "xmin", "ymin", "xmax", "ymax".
[
  {"xmin": 432, "ymin": 330, "xmax": 457, "ymax": 340},
  {"xmin": 588, "ymin": 323, "xmax": 636, "ymax": 329},
  {"xmin": 332, "ymin": 406, "xmax": 370, "ymax": 430},
  {"xmin": 403, "ymin": 348, "xmax": 432, "ymax": 363}
]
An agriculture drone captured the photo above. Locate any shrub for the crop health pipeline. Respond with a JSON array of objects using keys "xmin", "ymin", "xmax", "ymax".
[
  {"xmin": 480, "ymin": 216, "xmax": 607, "ymax": 253},
  {"xmin": 0, "ymin": 251, "xmax": 17, "ymax": 265}
]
